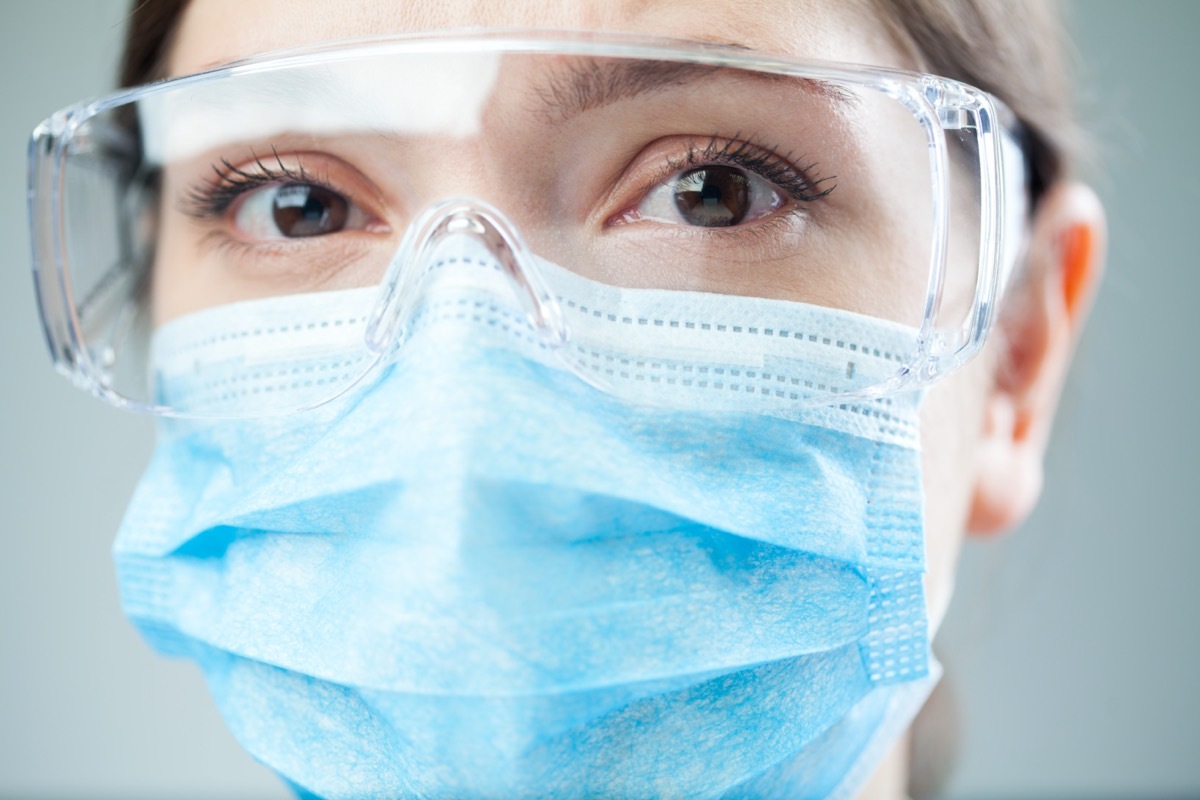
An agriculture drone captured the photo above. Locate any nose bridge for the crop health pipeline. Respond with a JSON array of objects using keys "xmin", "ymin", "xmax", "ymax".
[{"xmin": 365, "ymin": 198, "xmax": 569, "ymax": 354}]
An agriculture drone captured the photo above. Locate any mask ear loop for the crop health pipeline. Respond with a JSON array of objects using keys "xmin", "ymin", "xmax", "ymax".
[{"xmin": 364, "ymin": 198, "xmax": 570, "ymax": 356}]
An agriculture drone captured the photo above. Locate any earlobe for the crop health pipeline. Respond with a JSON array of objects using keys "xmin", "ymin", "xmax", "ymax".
[
  {"xmin": 967, "ymin": 393, "xmax": 1043, "ymax": 535},
  {"xmin": 966, "ymin": 182, "xmax": 1106, "ymax": 536}
]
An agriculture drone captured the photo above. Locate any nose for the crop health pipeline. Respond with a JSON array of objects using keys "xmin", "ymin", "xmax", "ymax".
[{"xmin": 364, "ymin": 197, "xmax": 569, "ymax": 355}]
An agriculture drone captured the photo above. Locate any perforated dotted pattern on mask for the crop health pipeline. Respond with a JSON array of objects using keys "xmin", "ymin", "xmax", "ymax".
[{"xmin": 861, "ymin": 571, "xmax": 929, "ymax": 683}]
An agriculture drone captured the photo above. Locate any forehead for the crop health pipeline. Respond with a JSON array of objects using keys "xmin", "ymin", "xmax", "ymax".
[{"xmin": 168, "ymin": 0, "xmax": 912, "ymax": 76}]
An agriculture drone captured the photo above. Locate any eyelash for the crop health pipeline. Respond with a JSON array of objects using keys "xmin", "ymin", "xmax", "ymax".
[
  {"xmin": 182, "ymin": 149, "xmax": 330, "ymax": 221},
  {"xmin": 667, "ymin": 134, "xmax": 836, "ymax": 203},
  {"xmin": 180, "ymin": 136, "xmax": 835, "ymax": 231}
]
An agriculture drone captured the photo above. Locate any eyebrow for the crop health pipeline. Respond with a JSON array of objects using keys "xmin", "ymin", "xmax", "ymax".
[{"xmin": 529, "ymin": 58, "xmax": 854, "ymax": 123}]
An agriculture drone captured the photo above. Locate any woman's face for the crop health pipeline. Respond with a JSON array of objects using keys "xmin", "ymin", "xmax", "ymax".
[{"xmin": 163, "ymin": 0, "xmax": 992, "ymax": 643}]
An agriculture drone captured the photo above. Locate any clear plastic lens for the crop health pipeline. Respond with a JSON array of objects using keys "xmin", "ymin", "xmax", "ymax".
[
  {"xmin": 32, "ymin": 38, "xmax": 1007, "ymax": 417},
  {"xmin": 939, "ymin": 125, "xmax": 987, "ymax": 347},
  {"xmin": 60, "ymin": 121, "xmax": 154, "ymax": 398}
]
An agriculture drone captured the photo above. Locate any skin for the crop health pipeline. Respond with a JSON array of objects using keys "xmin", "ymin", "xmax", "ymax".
[{"xmin": 162, "ymin": 1, "xmax": 1107, "ymax": 796}]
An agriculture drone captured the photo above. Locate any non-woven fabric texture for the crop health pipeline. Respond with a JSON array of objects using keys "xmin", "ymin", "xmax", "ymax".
[{"xmin": 117, "ymin": 241, "xmax": 932, "ymax": 799}]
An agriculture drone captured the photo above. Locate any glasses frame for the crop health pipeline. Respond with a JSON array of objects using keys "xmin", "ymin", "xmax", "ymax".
[{"xmin": 27, "ymin": 29, "xmax": 1028, "ymax": 417}]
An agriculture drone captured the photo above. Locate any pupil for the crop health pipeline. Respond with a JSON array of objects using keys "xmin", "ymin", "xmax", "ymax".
[
  {"xmin": 700, "ymin": 182, "xmax": 724, "ymax": 207},
  {"xmin": 302, "ymin": 195, "xmax": 324, "ymax": 221},
  {"xmin": 272, "ymin": 184, "xmax": 349, "ymax": 238},
  {"xmin": 673, "ymin": 167, "xmax": 751, "ymax": 227}
]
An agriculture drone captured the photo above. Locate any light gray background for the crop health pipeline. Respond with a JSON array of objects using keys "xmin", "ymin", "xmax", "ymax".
[{"xmin": 1, "ymin": 2, "xmax": 1196, "ymax": 798}]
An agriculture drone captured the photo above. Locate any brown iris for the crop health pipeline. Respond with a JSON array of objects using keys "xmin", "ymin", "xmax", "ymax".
[
  {"xmin": 271, "ymin": 183, "xmax": 349, "ymax": 238},
  {"xmin": 671, "ymin": 166, "xmax": 752, "ymax": 227}
]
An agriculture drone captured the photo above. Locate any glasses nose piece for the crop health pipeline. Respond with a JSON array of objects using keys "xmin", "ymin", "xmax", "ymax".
[{"xmin": 365, "ymin": 198, "xmax": 570, "ymax": 354}]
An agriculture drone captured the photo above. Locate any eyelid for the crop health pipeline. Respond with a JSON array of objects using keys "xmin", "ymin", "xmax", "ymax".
[
  {"xmin": 180, "ymin": 149, "xmax": 394, "ymax": 233},
  {"xmin": 599, "ymin": 134, "xmax": 835, "ymax": 230}
]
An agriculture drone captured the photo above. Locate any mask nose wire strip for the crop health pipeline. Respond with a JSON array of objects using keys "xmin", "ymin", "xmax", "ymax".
[{"xmin": 365, "ymin": 198, "xmax": 570, "ymax": 356}]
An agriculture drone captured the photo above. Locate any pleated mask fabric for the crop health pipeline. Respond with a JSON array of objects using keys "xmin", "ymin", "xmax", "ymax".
[{"xmin": 115, "ymin": 241, "xmax": 934, "ymax": 799}]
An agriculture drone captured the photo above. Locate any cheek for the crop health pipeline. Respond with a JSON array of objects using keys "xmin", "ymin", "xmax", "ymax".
[
  {"xmin": 150, "ymin": 212, "xmax": 193, "ymax": 326},
  {"xmin": 918, "ymin": 356, "xmax": 992, "ymax": 630}
]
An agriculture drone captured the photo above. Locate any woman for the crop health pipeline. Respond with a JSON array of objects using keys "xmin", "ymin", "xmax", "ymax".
[{"xmin": 27, "ymin": 0, "xmax": 1104, "ymax": 796}]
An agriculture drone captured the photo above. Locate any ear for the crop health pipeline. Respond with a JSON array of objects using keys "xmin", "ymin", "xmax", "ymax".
[{"xmin": 967, "ymin": 181, "xmax": 1106, "ymax": 535}]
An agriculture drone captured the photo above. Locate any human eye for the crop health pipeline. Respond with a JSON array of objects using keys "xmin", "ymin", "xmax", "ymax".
[
  {"xmin": 607, "ymin": 135, "xmax": 835, "ymax": 231},
  {"xmin": 233, "ymin": 181, "xmax": 362, "ymax": 240},
  {"xmin": 182, "ymin": 150, "xmax": 389, "ymax": 244}
]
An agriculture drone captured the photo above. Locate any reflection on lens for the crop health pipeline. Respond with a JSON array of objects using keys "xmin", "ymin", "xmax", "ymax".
[
  {"xmin": 673, "ymin": 167, "xmax": 752, "ymax": 227},
  {"xmin": 48, "ymin": 45, "xmax": 979, "ymax": 416},
  {"xmin": 270, "ymin": 184, "xmax": 349, "ymax": 238}
]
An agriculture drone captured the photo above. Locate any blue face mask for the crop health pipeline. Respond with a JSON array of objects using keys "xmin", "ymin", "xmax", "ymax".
[{"xmin": 115, "ymin": 244, "xmax": 935, "ymax": 799}]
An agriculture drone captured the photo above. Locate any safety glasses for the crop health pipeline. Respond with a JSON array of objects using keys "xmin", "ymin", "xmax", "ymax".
[{"xmin": 28, "ymin": 30, "xmax": 1028, "ymax": 418}]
